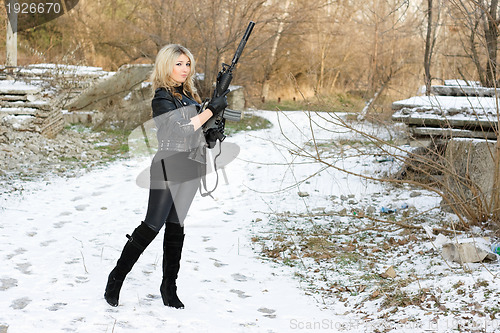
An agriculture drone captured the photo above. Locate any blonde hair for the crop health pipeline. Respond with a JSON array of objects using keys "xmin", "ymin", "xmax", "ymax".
[{"xmin": 150, "ymin": 44, "xmax": 201, "ymax": 103}]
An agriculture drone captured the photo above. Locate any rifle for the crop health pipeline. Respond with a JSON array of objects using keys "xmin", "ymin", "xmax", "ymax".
[{"xmin": 203, "ymin": 21, "xmax": 255, "ymax": 148}]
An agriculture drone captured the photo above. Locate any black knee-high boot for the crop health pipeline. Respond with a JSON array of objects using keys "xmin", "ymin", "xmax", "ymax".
[
  {"xmin": 160, "ymin": 223, "xmax": 185, "ymax": 309},
  {"xmin": 104, "ymin": 222, "xmax": 158, "ymax": 307}
]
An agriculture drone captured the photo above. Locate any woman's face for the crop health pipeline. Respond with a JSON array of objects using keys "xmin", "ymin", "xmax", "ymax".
[{"xmin": 171, "ymin": 53, "xmax": 191, "ymax": 84}]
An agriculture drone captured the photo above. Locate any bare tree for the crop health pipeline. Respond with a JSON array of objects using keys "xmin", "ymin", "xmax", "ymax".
[
  {"xmin": 424, "ymin": 0, "xmax": 442, "ymax": 95},
  {"xmin": 186, "ymin": 0, "xmax": 265, "ymax": 98},
  {"xmin": 5, "ymin": 0, "xmax": 440, "ymax": 104},
  {"xmin": 310, "ymin": 0, "xmax": 358, "ymax": 94},
  {"xmin": 260, "ymin": 0, "xmax": 291, "ymax": 102},
  {"xmin": 450, "ymin": 0, "xmax": 500, "ymax": 87},
  {"xmin": 356, "ymin": 0, "xmax": 420, "ymax": 118},
  {"xmin": 484, "ymin": 0, "xmax": 499, "ymax": 87}
]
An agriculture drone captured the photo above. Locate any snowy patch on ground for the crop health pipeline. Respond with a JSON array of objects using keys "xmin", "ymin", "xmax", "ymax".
[
  {"xmin": 1, "ymin": 111, "xmax": 499, "ymax": 332},
  {"xmin": 244, "ymin": 111, "xmax": 500, "ymax": 333}
]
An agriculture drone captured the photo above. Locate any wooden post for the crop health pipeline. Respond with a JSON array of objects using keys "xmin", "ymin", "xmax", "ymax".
[{"xmin": 6, "ymin": 0, "xmax": 18, "ymax": 69}]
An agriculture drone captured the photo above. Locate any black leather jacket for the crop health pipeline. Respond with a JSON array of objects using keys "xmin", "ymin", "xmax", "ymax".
[{"xmin": 152, "ymin": 87, "xmax": 206, "ymax": 163}]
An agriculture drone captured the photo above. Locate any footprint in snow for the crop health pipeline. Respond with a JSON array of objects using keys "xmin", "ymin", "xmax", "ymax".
[
  {"xmin": 47, "ymin": 302, "xmax": 67, "ymax": 311},
  {"xmin": 210, "ymin": 258, "xmax": 227, "ymax": 268},
  {"xmin": 71, "ymin": 196, "xmax": 84, "ymax": 201},
  {"xmin": 53, "ymin": 221, "xmax": 70, "ymax": 229},
  {"xmin": 146, "ymin": 294, "xmax": 161, "ymax": 300},
  {"xmin": 75, "ymin": 276, "xmax": 89, "ymax": 284},
  {"xmin": 59, "ymin": 211, "xmax": 72, "ymax": 217},
  {"xmin": 230, "ymin": 289, "xmax": 251, "ymax": 299},
  {"xmin": 0, "ymin": 278, "xmax": 18, "ymax": 291},
  {"xmin": 6, "ymin": 248, "xmax": 26, "ymax": 260},
  {"xmin": 15, "ymin": 263, "xmax": 32, "ymax": 275},
  {"xmin": 205, "ymin": 247, "xmax": 217, "ymax": 253},
  {"xmin": 202, "ymin": 236, "xmax": 211, "ymax": 242},
  {"xmin": 231, "ymin": 273, "xmax": 247, "ymax": 282},
  {"xmin": 10, "ymin": 297, "xmax": 31, "ymax": 310},
  {"xmin": 258, "ymin": 307, "xmax": 276, "ymax": 318},
  {"xmin": 40, "ymin": 240, "xmax": 57, "ymax": 247}
]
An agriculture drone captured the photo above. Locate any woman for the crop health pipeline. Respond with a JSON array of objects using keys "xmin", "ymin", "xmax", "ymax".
[{"xmin": 104, "ymin": 44, "xmax": 228, "ymax": 309}]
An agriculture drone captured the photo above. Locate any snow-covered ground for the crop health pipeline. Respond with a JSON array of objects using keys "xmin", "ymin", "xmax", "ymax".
[
  {"xmin": 0, "ymin": 111, "xmax": 352, "ymax": 332},
  {"xmin": 1, "ymin": 111, "xmax": 499, "ymax": 332}
]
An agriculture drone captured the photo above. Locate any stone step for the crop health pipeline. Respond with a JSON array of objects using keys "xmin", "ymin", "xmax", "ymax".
[
  {"xmin": 2, "ymin": 114, "xmax": 37, "ymax": 132},
  {"xmin": 0, "ymin": 100, "xmax": 52, "ymax": 110},
  {"xmin": 392, "ymin": 113, "xmax": 498, "ymax": 129},
  {"xmin": 0, "ymin": 107, "xmax": 39, "ymax": 116},
  {"xmin": 0, "ymin": 94, "xmax": 28, "ymax": 101},
  {"xmin": 0, "ymin": 80, "xmax": 41, "ymax": 95},
  {"xmin": 411, "ymin": 126, "xmax": 498, "ymax": 140},
  {"xmin": 430, "ymin": 85, "xmax": 500, "ymax": 97}
]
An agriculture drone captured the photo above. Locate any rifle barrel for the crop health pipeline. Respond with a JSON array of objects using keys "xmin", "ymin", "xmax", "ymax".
[{"xmin": 230, "ymin": 21, "xmax": 255, "ymax": 67}]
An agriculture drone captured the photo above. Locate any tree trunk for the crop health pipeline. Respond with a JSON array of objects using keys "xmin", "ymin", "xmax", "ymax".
[
  {"xmin": 424, "ymin": 0, "xmax": 433, "ymax": 96},
  {"xmin": 261, "ymin": 0, "xmax": 291, "ymax": 101},
  {"xmin": 484, "ymin": 0, "xmax": 499, "ymax": 87},
  {"xmin": 6, "ymin": 0, "xmax": 18, "ymax": 68},
  {"xmin": 469, "ymin": 19, "xmax": 486, "ymax": 86},
  {"xmin": 316, "ymin": 45, "xmax": 326, "ymax": 93},
  {"xmin": 493, "ymin": 135, "xmax": 500, "ymax": 222},
  {"xmin": 330, "ymin": 52, "xmax": 350, "ymax": 90},
  {"xmin": 369, "ymin": 0, "xmax": 380, "ymax": 92}
]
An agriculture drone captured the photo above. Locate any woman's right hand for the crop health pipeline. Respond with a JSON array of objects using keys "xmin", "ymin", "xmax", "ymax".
[{"xmin": 207, "ymin": 89, "xmax": 230, "ymax": 116}]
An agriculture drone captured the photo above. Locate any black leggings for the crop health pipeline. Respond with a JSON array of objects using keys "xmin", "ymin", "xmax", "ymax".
[
  {"xmin": 143, "ymin": 150, "xmax": 202, "ymax": 231},
  {"xmin": 143, "ymin": 178, "xmax": 200, "ymax": 231}
]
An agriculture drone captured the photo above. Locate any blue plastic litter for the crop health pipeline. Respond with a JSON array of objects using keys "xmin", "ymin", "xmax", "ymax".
[{"xmin": 380, "ymin": 207, "xmax": 396, "ymax": 214}]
